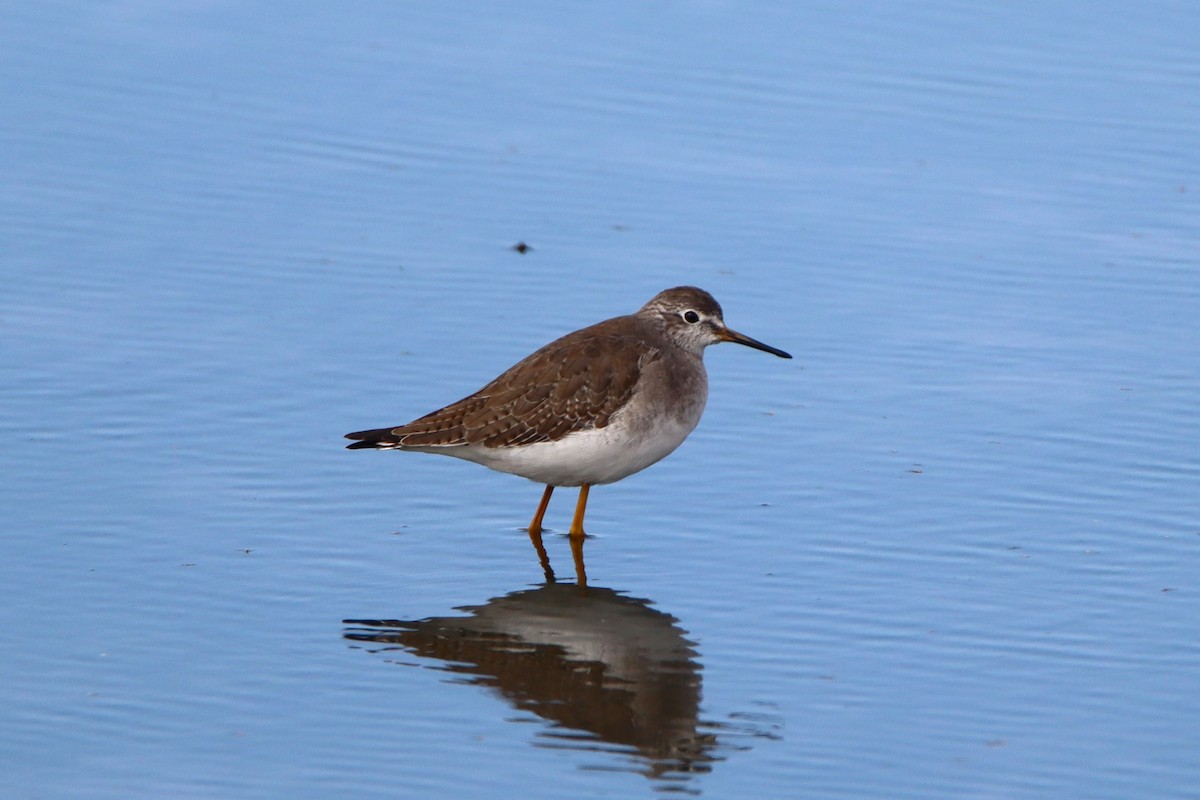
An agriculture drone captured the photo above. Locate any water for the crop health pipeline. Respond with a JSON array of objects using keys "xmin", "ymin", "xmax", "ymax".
[{"xmin": 3, "ymin": 2, "xmax": 1199, "ymax": 798}]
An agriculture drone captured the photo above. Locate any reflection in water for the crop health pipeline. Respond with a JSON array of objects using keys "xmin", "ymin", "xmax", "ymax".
[{"xmin": 345, "ymin": 583, "xmax": 743, "ymax": 788}]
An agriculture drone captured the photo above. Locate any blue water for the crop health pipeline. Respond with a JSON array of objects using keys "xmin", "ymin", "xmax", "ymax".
[{"xmin": 3, "ymin": 2, "xmax": 1199, "ymax": 798}]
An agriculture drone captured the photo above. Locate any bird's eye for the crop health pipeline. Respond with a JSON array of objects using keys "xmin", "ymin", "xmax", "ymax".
[{"xmin": 683, "ymin": 310, "xmax": 700, "ymax": 324}]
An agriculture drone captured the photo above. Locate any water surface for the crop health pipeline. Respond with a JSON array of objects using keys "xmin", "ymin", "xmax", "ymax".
[{"xmin": 2, "ymin": 2, "xmax": 1198, "ymax": 798}]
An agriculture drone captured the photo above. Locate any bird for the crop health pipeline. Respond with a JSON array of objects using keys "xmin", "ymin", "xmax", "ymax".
[{"xmin": 346, "ymin": 286, "xmax": 791, "ymax": 575}]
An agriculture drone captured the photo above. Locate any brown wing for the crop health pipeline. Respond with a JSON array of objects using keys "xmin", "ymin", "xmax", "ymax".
[{"xmin": 346, "ymin": 319, "xmax": 658, "ymax": 450}]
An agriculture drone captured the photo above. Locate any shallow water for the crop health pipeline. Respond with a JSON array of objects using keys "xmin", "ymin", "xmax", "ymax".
[{"xmin": 3, "ymin": 2, "xmax": 1199, "ymax": 798}]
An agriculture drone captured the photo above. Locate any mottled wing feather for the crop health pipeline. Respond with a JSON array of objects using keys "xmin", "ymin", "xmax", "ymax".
[{"xmin": 348, "ymin": 320, "xmax": 658, "ymax": 450}]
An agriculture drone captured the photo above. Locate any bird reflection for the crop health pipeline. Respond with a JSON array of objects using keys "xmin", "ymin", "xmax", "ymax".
[
  {"xmin": 344, "ymin": 583, "xmax": 721, "ymax": 786},
  {"xmin": 528, "ymin": 524, "xmax": 589, "ymax": 585}
]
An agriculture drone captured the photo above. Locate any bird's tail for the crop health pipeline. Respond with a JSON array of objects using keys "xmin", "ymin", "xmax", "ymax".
[{"xmin": 344, "ymin": 427, "xmax": 404, "ymax": 450}]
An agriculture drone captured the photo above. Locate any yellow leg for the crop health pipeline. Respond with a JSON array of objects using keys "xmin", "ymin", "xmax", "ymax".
[
  {"xmin": 528, "ymin": 485, "xmax": 555, "ymax": 582},
  {"xmin": 568, "ymin": 484, "xmax": 590, "ymax": 538},
  {"xmin": 529, "ymin": 485, "xmax": 554, "ymax": 536}
]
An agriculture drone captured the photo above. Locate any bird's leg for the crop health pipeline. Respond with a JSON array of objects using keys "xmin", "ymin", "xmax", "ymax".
[
  {"xmin": 568, "ymin": 484, "xmax": 591, "ymax": 589},
  {"xmin": 528, "ymin": 485, "xmax": 555, "ymax": 582},
  {"xmin": 568, "ymin": 484, "xmax": 590, "ymax": 538},
  {"xmin": 529, "ymin": 485, "xmax": 554, "ymax": 536}
]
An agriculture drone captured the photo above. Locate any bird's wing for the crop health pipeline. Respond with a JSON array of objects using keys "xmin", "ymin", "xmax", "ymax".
[{"xmin": 346, "ymin": 325, "xmax": 659, "ymax": 449}]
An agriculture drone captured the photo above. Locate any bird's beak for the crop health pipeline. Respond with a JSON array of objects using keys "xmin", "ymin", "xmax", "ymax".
[{"xmin": 717, "ymin": 326, "xmax": 792, "ymax": 359}]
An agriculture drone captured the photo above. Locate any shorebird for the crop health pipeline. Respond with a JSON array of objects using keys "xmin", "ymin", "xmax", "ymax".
[{"xmin": 346, "ymin": 286, "xmax": 790, "ymax": 577}]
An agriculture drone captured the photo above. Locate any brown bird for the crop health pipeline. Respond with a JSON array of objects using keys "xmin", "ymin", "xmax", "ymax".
[{"xmin": 346, "ymin": 286, "xmax": 790, "ymax": 576}]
